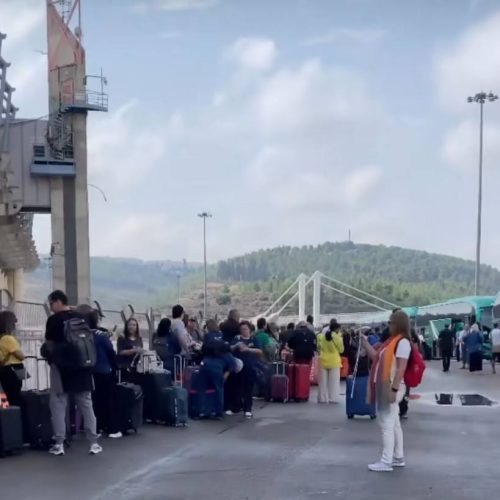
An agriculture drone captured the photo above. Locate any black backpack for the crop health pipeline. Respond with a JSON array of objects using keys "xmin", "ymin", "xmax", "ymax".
[{"xmin": 60, "ymin": 317, "xmax": 97, "ymax": 369}]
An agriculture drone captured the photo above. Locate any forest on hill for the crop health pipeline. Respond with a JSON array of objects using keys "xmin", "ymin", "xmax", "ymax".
[{"xmin": 215, "ymin": 242, "xmax": 500, "ymax": 311}]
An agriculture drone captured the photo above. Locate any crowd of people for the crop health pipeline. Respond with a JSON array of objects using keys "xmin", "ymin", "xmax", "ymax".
[{"xmin": 2, "ymin": 289, "xmax": 495, "ymax": 472}]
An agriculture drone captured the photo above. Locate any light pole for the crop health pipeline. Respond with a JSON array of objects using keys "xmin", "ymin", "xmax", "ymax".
[
  {"xmin": 176, "ymin": 271, "xmax": 181, "ymax": 303},
  {"xmin": 467, "ymin": 91, "xmax": 498, "ymax": 295},
  {"xmin": 198, "ymin": 212, "xmax": 212, "ymax": 318}
]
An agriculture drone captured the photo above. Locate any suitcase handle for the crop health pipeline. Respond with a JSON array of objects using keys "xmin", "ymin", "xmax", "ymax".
[{"xmin": 23, "ymin": 356, "xmax": 49, "ymax": 391}]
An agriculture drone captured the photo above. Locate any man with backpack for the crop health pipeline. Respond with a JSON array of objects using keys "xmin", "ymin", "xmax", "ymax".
[
  {"xmin": 42, "ymin": 290, "xmax": 101, "ymax": 456},
  {"xmin": 287, "ymin": 321, "xmax": 317, "ymax": 365}
]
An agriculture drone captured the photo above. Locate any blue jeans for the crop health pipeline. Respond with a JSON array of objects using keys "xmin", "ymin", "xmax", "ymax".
[{"xmin": 199, "ymin": 365, "xmax": 224, "ymax": 416}]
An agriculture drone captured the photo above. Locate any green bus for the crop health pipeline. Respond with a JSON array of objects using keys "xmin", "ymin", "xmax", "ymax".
[{"xmin": 415, "ymin": 296, "xmax": 495, "ymax": 358}]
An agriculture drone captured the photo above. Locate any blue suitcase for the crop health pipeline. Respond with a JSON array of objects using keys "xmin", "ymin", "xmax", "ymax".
[{"xmin": 346, "ymin": 375, "xmax": 376, "ymax": 419}]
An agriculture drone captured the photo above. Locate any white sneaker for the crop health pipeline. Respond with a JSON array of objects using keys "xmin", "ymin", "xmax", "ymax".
[
  {"xmin": 225, "ymin": 410, "xmax": 235, "ymax": 416},
  {"xmin": 49, "ymin": 444, "xmax": 65, "ymax": 456},
  {"xmin": 392, "ymin": 458, "xmax": 406, "ymax": 468},
  {"xmin": 108, "ymin": 432, "xmax": 123, "ymax": 439},
  {"xmin": 368, "ymin": 461, "xmax": 393, "ymax": 472},
  {"xmin": 89, "ymin": 443, "xmax": 103, "ymax": 455},
  {"xmin": 244, "ymin": 411, "xmax": 253, "ymax": 419}
]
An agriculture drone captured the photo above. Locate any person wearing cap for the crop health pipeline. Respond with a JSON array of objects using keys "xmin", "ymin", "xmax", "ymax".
[{"xmin": 361, "ymin": 309, "xmax": 412, "ymax": 472}]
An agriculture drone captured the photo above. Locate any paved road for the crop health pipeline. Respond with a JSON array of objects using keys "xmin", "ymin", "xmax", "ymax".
[{"xmin": 1, "ymin": 361, "xmax": 499, "ymax": 500}]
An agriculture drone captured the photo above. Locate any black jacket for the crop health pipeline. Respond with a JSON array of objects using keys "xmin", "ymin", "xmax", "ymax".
[
  {"xmin": 287, "ymin": 328, "xmax": 317, "ymax": 361},
  {"xmin": 43, "ymin": 310, "xmax": 94, "ymax": 393},
  {"xmin": 221, "ymin": 318, "xmax": 240, "ymax": 343}
]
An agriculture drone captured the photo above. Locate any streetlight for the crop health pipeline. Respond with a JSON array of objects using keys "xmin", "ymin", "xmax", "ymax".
[
  {"xmin": 198, "ymin": 212, "xmax": 212, "ymax": 318},
  {"xmin": 467, "ymin": 91, "xmax": 498, "ymax": 295}
]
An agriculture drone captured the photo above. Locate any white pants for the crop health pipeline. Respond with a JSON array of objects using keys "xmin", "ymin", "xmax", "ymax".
[
  {"xmin": 318, "ymin": 367, "xmax": 340, "ymax": 403},
  {"xmin": 377, "ymin": 388, "xmax": 405, "ymax": 464}
]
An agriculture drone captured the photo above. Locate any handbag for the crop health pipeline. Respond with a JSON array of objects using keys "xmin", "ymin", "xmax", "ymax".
[{"xmin": 12, "ymin": 364, "xmax": 30, "ymax": 382}]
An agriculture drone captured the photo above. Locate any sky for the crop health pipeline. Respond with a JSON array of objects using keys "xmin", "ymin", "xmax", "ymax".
[{"xmin": 1, "ymin": 0, "xmax": 500, "ymax": 267}]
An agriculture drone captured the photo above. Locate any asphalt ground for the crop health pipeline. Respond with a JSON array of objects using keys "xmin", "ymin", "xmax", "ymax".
[{"xmin": 1, "ymin": 360, "xmax": 499, "ymax": 500}]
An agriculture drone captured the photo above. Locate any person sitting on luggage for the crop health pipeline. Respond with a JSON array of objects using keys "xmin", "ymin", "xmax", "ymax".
[
  {"xmin": 226, "ymin": 321, "xmax": 264, "ymax": 419},
  {"xmin": 287, "ymin": 321, "xmax": 317, "ymax": 365},
  {"xmin": 76, "ymin": 305, "xmax": 122, "ymax": 439},
  {"xmin": 117, "ymin": 318, "xmax": 143, "ymax": 379},
  {"xmin": 0, "ymin": 311, "xmax": 25, "ymax": 407},
  {"xmin": 41, "ymin": 290, "xmax": 102, "ymax": 456},
  {"xmin": 316, "ymin": 320, "xmax": 344, "ymax": 404}
]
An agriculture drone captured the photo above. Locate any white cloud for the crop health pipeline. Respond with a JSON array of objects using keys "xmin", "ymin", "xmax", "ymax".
[
  {"xmin": 442, "ymin": 119, "xmax": 500, "ymax": 171},
  {"xmin": 134, "ymin": 0, "xmax": 218, "ymax": 12},
  {"xmin": 435, "ymin": 11, "xmax": 500, "ymax": 111},
  {"xmin": 341, "ymin": 166, "xmax": 382, "ymax": 204},
  {"xmin": 0, "ymin": 1, "xmax": 44, "ymax": 46},
  {"xmin": 303, "ymin": 28, "xmax": 386, "ymax": 47},
  {"xmin": 88, "ymin": 100, "xmax": 184, "ymax": 190},
  {"xmin": 227, "ymin": 37, "xmax": 278, "ymax": 72},
  {"xmin": 254, "ymin": 59, "xmax": 380, "ymax": 137}
]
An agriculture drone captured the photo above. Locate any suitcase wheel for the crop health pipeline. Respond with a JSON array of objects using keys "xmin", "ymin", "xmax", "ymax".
[
  {"xmin": 347, "ymin": 414, "xmax": 354, "ymax": 419},
  {"xmin": 370, "ymin": 415, "xmax": 376, "ymax": 420}
]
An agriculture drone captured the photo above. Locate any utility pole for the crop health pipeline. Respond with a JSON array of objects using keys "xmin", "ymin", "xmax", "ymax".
[
  {"xmin": 198, "ymin": 212, "xmax": 212, "ymax": 318},
  {"xmin": 467, "ymin": 91, "xmax": 498, "ymax": 295}
]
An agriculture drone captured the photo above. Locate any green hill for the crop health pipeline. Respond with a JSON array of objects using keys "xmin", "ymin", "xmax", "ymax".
[{"xmin": 215, "ymin": 241, "xmax": 500, "ymax": 311}]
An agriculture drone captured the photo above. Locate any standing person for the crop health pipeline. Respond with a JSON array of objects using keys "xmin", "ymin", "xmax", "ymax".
[
  {"xmin": 117, "ymin": 318, "xmax": 143, "ymax": 380},
  {"xmin": 153, "ymin": 318, "xmax": 180, "ymax": 373},
  {"xmin": 41, "ymin": 290, "xmax": 102, "ymax": 456},
  {"xmin": 368, "ymin": 327, "xmax": 381, "ymax": 347},
  {"xmin": 491, "ymin": 323, "xmax": 500, "ymax": 364},
  {"xmin": 76, "ymin": 305, "xmax": 121, "ymax": 439},
  {"xmin": 458, "ymin": 325, "xmax": 471, "ymax": 369},
  {"xmin": 287, "ymin": 321, "xmax": 317, "ymax": 365},
  {"xmin": 438, "ymin": 325, "xmax": 454, "ymax": 372},
  {"xmin": 188, "ymin": 317, "xmax": 203, "ymax": 344},
  {"xmin": 171, "ymin": 305, "xmax": 193, "ymax": 355},
  {"xmin": 221, "ymin": 309, "xmax": 241, "ymax": 343},
  {"xmin": 226, "ymin": 321, "xmax": 263, "ymax": 419},
  {"xmin": 464, "ymin": 324, "xmax": 483, "ymax": 372},
  {"xmin": 254, "ymin": 318, "xmax": 278, "ymax": 363},
  {"xmin": 361, "ymin": 310, "xmax": 411, "ymax": 472},
  {"xmin": 0, "ymin": 311, "xmax": 25, "ymax": 407},
  {"xmin": 316, "ymin": 320, "xmax": 344, "ymax": 404},
  {"xmin": 306, "ymin": 315, "xmax": 315, "ymax": 333}
]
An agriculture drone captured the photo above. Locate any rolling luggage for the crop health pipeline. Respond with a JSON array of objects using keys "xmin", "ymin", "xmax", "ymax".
[
  {"xmin": 161, "ymin": 386, "xmax": 188, "ymax": 427},
  {"xmin": 270, "ymin": 362, "xmax": 289, "ymax": 402},
  {"xmin": 340, "ymin": 357, "xmax": 349, "ymax": 379},
  {"xmin": 310, "ymin": 356, "xmax": 319, "ymax": 386},
  {"xmin": 345, "ymin": 375, "xmax": 376, "ymax": 419},
  {"xmin": 287, "ymin": 363, "xmax": 310, "ymax": 401},
  {"xmin": 187, "ymin": 368, "xmax": 218, "ymax": 419},
  {"xmin": 116, "ymin": 382, "xmax": 143, "ymax": 433},
  {"xmin": 0, "ymin": 406, "xmax": 23, "ymax": 455},
  {"xmin": 20, "ymin": 357, "xmax": 53, "ymax": 449},
  {"xmin": 136, "ymin": 372, "xmax": 173, "ymax": 421}
]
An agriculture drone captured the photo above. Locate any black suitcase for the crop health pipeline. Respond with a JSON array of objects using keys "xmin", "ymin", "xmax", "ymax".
[
  {"xmin": 20, "ymin": 390, "xmax": 53, "ymax": 448},
  {"xmin": 161, "ymin": 386, "xmax": 188, "ymax": 427},
  {"xmin": 116, "ymin": 383, "xmax": 143, "ymax": 433},
  {"xmin": 0, "ymin": 406, "xmax": 24, "ymax": 455},
  {"xmin": 136, "ymin": 372, "xmax": 173, "ymax": 421}
]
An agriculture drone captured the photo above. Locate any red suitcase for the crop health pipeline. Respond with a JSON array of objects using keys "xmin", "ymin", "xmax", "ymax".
[
  {"xmin": 270, "ymin": 363, "xmax": 289, "ymax": 402},
  {"xmin": 287, "ymin": 363, "xmax": 311, "ymax": 402}
]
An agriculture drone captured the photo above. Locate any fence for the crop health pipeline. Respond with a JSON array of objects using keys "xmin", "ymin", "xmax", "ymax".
[{"xmin": 0, "ymin": 293, "xmax": 157, "ymax": 389}]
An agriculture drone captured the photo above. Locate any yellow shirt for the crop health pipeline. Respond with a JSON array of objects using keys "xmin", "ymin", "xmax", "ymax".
[
  {"xmin": 0, "ymin": 334, "xmax": 22, "ymax": 366},
  {"xmin": 317, "ymin": 332, "xmax": 344, "ymax": 369}
]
